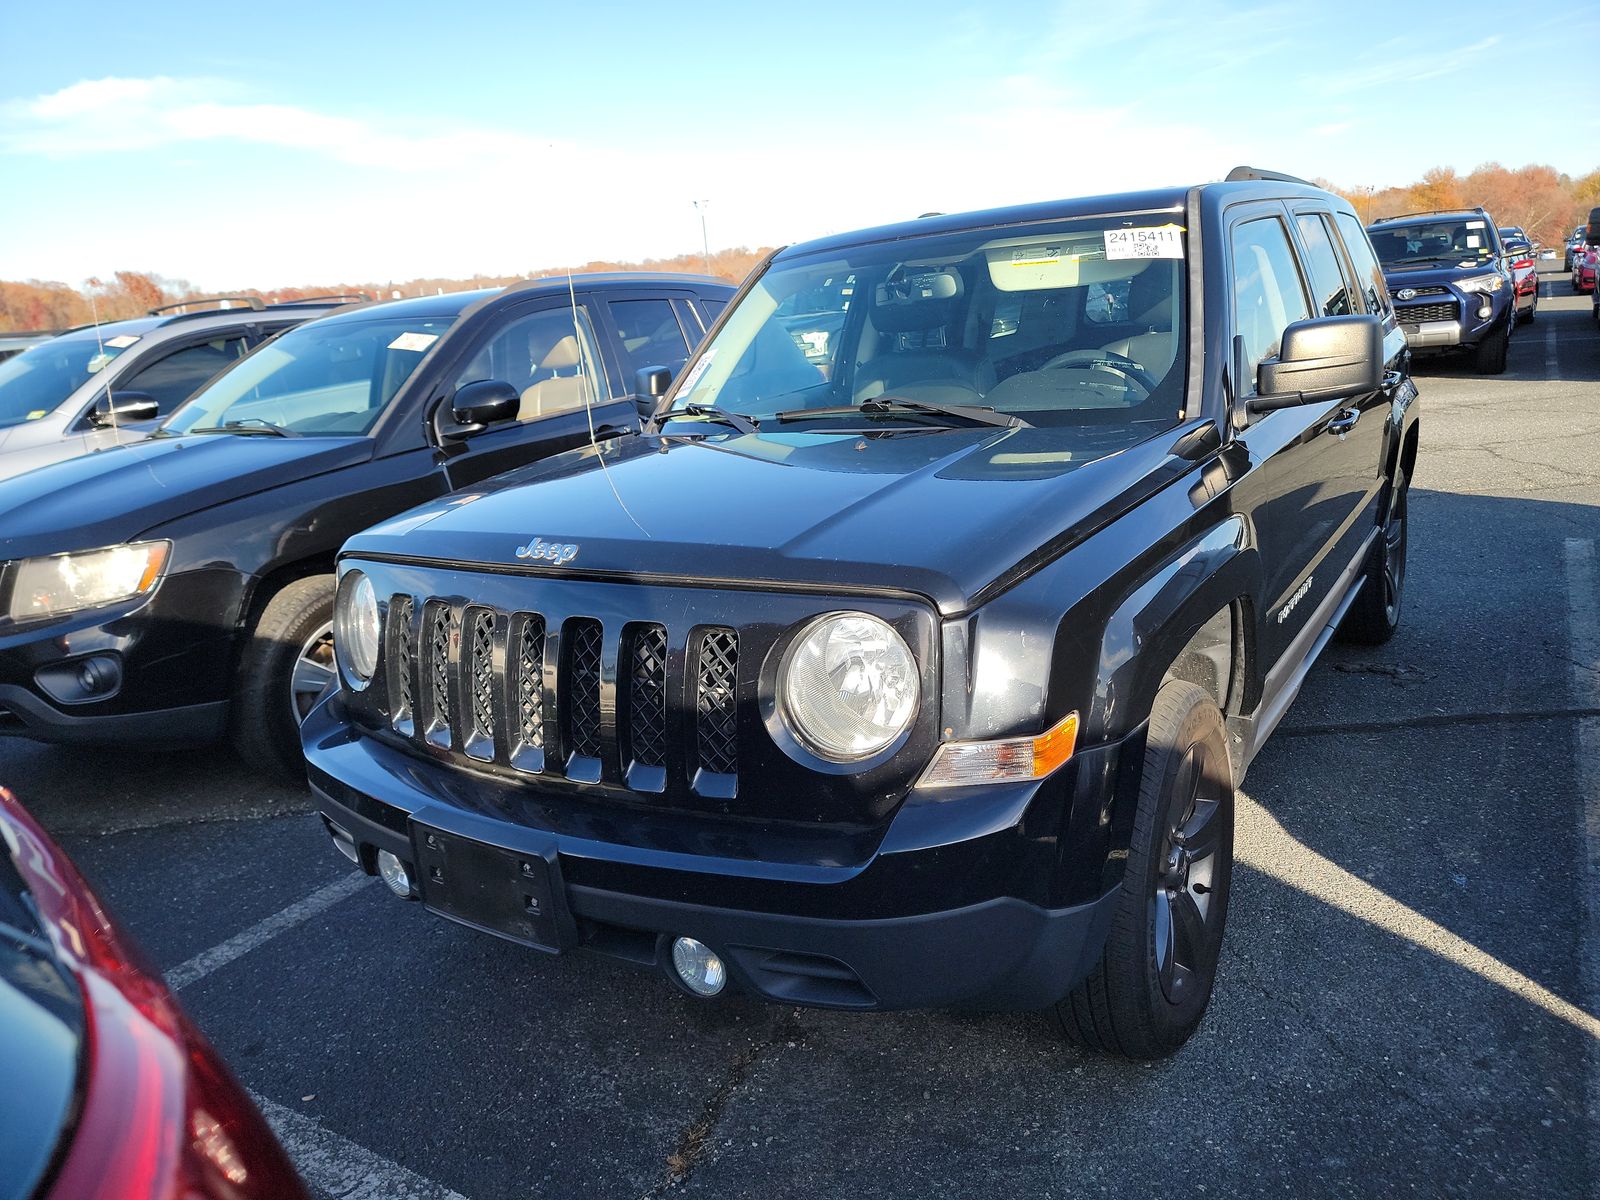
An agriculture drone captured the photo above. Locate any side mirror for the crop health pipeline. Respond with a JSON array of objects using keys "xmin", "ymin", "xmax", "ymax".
[
  {"xmin": 634, "ymin": 365, "xmax": 673, "ymax": 399},
  {"xmin": 450, "ymin": 379, "xmax": 520, "ymax": 430},
  {"xmin": 89, "ymin": 391, "xmax": 159, "ymax": 428},
  {"xmin": 1250, "ymin": 314, "xmax": 1383, "ymax": 412}
]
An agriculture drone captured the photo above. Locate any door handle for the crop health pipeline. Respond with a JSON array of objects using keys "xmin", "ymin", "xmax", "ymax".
[{"xmin": 1326, "ymin": 408, "xmax": 1361, "ymax": 437}]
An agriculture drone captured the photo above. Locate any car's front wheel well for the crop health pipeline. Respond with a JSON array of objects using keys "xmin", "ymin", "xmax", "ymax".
[
  {"xmin": 1160, "ymin": 601, "xmax": 1248, "ymax": 719},
  {"xmin": 234, "ymin": 557, "xmax": 338, "ymax": 662}
]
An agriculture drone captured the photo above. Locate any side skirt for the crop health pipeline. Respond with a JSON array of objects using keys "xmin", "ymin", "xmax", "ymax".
[{"xmin": 1237, "ymin": 528, "xmax": 1377, "ymax": 780}]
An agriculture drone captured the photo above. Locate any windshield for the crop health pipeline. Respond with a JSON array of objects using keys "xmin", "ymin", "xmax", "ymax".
[
  {"xmin": 670, "ymin": 214, "xmax": 1187, "ymax": 433},
  {"xmin": 163, "ymin": 315, "xmax": 454, "ymax": 436},
  {"xmin": 0, "ymin": 334, "xmax": 134, "ymax": 430},
  {"xmin": 1369, "ymin": 219, "xmax": 1498, "ymax": 267}
]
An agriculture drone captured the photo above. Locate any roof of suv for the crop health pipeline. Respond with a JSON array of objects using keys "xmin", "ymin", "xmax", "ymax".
[
  {"xmin": 1368, "ymin": 209, "xmax": 1493, "ymax": 229},
  {"xmin": 310, "ymin": 272, "xmax": 732, "ymax": 327},
  {"xmin": 777, "ymin": 173, "xmax": 1347, "ymax": 260},
  {"xmin": 51, "ymin": 297, "xmax": 368, "ymax": 345}
]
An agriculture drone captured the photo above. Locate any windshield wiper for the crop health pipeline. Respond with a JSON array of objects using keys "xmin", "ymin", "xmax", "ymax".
[
  {"xmin": 189, "ymin": 419, "xmax": 300, "ymax": 437},
  {"xmin": 653, "ymin": 405, "xmax": 760, "ymax": 435},
  {"xmin": 776, "ymin": 396, "xmax": 1028, "ymax": 429}
]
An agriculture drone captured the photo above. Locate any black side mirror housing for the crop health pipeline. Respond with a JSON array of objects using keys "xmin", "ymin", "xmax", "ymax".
[
  {"xmin": 89, "ymin": 391, "xmax": 160, "ymax": 428},
  {"xmin": 635, "ymin": 365, "xmax": 673, "ymax": 399},
  {"xmin": 1250, "ymin": 314, "xmax": 1383, "ymax": 412},
  {"xmin": 444, "ymin": 379, "xmax": 520, "ymax": 441}
]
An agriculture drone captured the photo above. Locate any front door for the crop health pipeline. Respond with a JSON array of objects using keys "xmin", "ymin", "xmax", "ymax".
[
  {"xmin": 436, "ymin": 299, "xmax": 636, "ymax": 490},
  {"xmin": 1225, "ymin": 205, "xmax": 1385, "ymax": 673}
]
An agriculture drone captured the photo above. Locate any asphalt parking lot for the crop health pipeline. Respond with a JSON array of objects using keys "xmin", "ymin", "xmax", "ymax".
[{"xmin": 6, "ymin": 263, "xmax": 1598, "ymax": 1200}]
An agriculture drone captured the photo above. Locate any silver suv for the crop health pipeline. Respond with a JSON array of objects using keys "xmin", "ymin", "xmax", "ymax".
[{"xmin": 0, "ymin": 296, "xmax": 364, "ymax": 480}]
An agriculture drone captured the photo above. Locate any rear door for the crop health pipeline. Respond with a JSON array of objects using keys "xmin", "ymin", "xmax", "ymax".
[
  {"xmin": 433, "ymin": 296, "xmax": 636, "ymax": 489},
  {"xmin": 593, "ymin": 290, "xmax": 701, "ymax": 417},
  {"xmin": 1224, "ymin": 203, "xmax": 1381, "ymax": 672}
]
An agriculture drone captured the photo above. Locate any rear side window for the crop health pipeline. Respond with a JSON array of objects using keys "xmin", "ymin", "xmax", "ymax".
[
  {"xmin": 1231, "ymin": 216, "xmax": 1312, "ymax": 381},
  {"xmin": 1336, "ymin": 213, "xmax": 1392, "ymax": 316},
  {"xmin": 608, "ymin": 298, "xmax": 694, "ymax": 381},
  {"xmin": 121, "ymin": 336, "xmax": 249, "ymax": 414},
  {"xmin": 1294, "ymin": 214, "xmax": 1356, "ymax": 317}
]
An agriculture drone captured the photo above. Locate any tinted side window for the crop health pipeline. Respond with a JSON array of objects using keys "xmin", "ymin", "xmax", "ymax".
[
  {"xmin": 1231, "ymin": 216, "xmax": 1312, "ymax": 382},
  {"xmin": 700, "ymin": 299, "xmax": 728, "ymax": 323},
  {"xmin": 1295, "ymin": 214, "xmax": 1355, "ymax": 317},
  {"xmin": 609, "ymin": 299, "xmax": 693, "ymax": 382},
  {"xmin": 122, "ymin": 336, "xmax": 249, "ymax": 414},
  {"xmin": 453, "ymin": 307, "xmax": 605, "ymax": 423},
  {"xmin": 1335, "ymin": 212, "xmax": 1391, "ymax": 316}
]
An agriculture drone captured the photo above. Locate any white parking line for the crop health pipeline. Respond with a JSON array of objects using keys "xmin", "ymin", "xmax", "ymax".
[
  {"xmin": 252, "ymin": 1092, "xmax": 472, "ymax": 1200},
  {"xmin": 1564, "ymin": 538, "xmax": 1600, "ymax": 1190},
  {"xmin": 165, "ymin": 872, "xmax": 368, "ymax": 990},
  {"xmin": 1545, "ymin": 318, "xmax": 1560, "ymax": 382}
]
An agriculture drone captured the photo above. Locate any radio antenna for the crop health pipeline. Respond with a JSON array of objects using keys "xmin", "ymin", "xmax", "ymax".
[
  {"xmin": 83, "ymin": 278, "xmax": 127, "ymax": 448},
  {"xmin": 568, "ymin": 267, "xmax": 650, "ymax": 538}
]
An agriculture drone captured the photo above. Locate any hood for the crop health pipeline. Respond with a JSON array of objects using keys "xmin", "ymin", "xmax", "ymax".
[
  {"xmin": 0, "ymin": 433, "xmax": 372, "ymax": 561},
  {"xmin": 346, "ymin": 424, "xmax": 1193, "ymax": 614},
  {"xmin": 1380, "ymin": 261, "xmax": 1499, "ymax": 287}
]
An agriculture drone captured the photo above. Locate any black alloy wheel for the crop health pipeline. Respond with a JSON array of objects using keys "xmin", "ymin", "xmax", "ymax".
[
  {"xmin": 1056, "ymin": 681, "xmax": 1235, "ymax": 1058},
  {"xmin": 1339, "ymin": 465, "xmax": 1409, "ymax": 645}
]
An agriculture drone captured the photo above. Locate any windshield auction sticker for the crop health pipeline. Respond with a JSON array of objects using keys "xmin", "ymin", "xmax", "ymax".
[
  {"xmin": 388, "ymin": 331, "xmax": 440, "ymax": 353},
  {"xmin": 1104, "ymin": 225, "xmax": 1185, "ymax": 260},
  {"xmin": 103, "ymin": 335, "xmax": 140, "ymax": 348}
]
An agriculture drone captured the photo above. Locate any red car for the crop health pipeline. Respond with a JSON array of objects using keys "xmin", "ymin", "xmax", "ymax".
[
  {"xmin": 1572, "ymin": 244, "xmax": 1597, "ymax": 293},
  {"xmin": 0, "ymin": 786, "xmax": 309, "ymax": 1200}
]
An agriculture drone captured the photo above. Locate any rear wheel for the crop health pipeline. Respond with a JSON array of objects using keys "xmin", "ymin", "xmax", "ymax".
[
  {"xmin": 1055, "ymin": 682, "xmax": 1234, "ymax": 1059},
  {"xmin": 231, "ymin": 575, "xmax": 337, "ymax": 780},
  {"xmin": 1339, "ymin": 465, "xmax": 1408, "ymax": 645}
]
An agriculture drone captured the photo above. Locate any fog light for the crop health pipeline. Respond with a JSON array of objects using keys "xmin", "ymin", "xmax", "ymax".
[
  {"xmin": 671, "ymin": 937, "xmax": 727, "ymax": 997},
  {"xmin": 377, "ymin": 850, "xmax": 413, "ymax": 898},
  {"xmin": 1477, "ymin": 298, "xmax": 1493, "ymax": 320}
]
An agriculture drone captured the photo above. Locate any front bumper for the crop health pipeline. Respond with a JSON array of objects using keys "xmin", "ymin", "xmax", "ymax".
[
  {"xmin": 302, "ymin": 696, "xmax": 1127, "ymax": 1012},
  {"xmin": 0, "ymin": 569, "xmax": 242, "ymax": 747},
  {"xmin": 1392, "ymin": 284, "xmax": 1511, "ymax": 352}
]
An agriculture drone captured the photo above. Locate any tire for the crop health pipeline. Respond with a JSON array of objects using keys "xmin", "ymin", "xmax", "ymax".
[
  {"xmin": 1472, "ymin": 322, "xmax": 1509, "ymax": 375},
  {"xmin": 1339, "ymin": 464, "xmax": 1409, "ymax": 645},
  {"xmin": 1055, "ymin": 681, "xmax": 1234, "ymax": 1059},
  {"xmin": 231, "ymin": 575, "xmax": 336, "ymax": 780}
]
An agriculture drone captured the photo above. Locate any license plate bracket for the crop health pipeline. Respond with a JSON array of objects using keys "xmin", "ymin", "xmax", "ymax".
[{"xmin": 410, "ymin": 822, "xmax": 575, "ymax": 953}]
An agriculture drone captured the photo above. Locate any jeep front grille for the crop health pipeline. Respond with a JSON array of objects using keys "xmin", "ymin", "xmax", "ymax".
[
  {"xmin": 424, "ymin": 602, "xmax": 456, "ymax": 748},
  {"xmin": 385, "ymin": 598, "xmax": 739, "ymax": 796},
  {"xmin": 1396, "ymin": 300, "xmax": 1459, "ymax": 324},
  {"xmin": 627, "ymin": 625, "xmax": 669, "ymax": 770},
  {"xmin": 387, "ymin": 595, "xmax": 414, "ymax": 736},
  {"xmin": 695, "ymin": 628, "xmax": 739, "ymax": 779}
]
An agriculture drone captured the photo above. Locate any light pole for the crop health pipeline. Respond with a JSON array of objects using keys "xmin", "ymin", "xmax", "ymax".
[{"xmin": 693, "ymin": 199, "xmax": 711, "ymax": 274}]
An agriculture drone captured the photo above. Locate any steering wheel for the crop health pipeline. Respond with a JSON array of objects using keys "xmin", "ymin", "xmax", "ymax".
[{"xmin": 1039, "ymin": 348, "xmax": 1159, "ymax": 395}]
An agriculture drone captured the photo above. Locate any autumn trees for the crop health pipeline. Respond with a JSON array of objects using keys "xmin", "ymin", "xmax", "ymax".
[{"xmin": 1326, "ymin": 163, "xmax": 1600, "ymax": 246}]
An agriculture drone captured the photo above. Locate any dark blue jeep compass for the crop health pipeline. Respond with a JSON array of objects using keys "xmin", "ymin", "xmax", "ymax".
[{"xmin": 1366, "ymin": 208, "xmax": 1516, "ymax": 373}]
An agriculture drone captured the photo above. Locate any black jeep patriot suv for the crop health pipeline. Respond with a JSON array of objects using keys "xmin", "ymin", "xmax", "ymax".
[{"xmin": 304, "ymin": 168, "xmax": 1418, "ymax": 1058}]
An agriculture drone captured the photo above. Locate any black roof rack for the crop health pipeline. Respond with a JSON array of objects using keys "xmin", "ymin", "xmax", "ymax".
[
  {"xmin": 1225, "ymin": 165, "xmax": 1314, "ymax": 186},
  {"xmin": 147, "ymin": 296, "xmax": 266, "ymax": 316},
  {"xmin": 1371, "ymin": 207, "xmax": 1490, "ymax": 222},
  {"xmin": 268, "ymin": 293, "xmax": 372, "ymax": 306}
]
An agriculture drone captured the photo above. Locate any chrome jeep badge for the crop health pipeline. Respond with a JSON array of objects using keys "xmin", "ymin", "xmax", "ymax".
[{"xmin": 515, "ymin": 537, "xmax": 578, "ymax": 564}]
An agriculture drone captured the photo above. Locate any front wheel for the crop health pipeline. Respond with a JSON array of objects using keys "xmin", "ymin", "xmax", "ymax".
[
  {"xmin": 1055, "ymin": 681, "xmax": 1234, "ymax": 1059},
  {"xmin": 231, "ymin": 575, "xmax": 337, "ymax": 780},
  {"xmin": 1472, "ymin": 323, "xmax": 1509, "ymax": 375}
]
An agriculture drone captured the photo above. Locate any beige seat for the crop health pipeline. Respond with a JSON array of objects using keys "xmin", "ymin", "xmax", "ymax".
[{"xmin": 519, "ymin": 336, "xmax": 594, "ymax": 420}]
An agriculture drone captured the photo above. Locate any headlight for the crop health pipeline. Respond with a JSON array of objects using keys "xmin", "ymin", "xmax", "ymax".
[
  {"xmin": 334, "ymin": 571, "xmax": 380, "ymax": 688},
  {"xmin": 1458, "ymin": 272, "xmax": 1505, "ymax": 295},
  {"xmin": 7, "ymin": 541, "xmax": 170, "ymax": 621},
  {"xmin": 779, "ymin": 613, "xmax": 919, "ymax": 761}
]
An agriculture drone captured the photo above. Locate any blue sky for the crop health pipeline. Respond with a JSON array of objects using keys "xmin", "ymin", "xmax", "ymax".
[{"xmin": 2, "ymin": 0, "xmax": 1596, "ymax": 290}]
